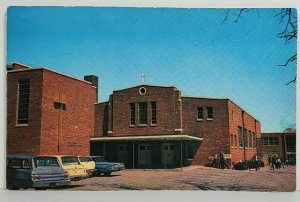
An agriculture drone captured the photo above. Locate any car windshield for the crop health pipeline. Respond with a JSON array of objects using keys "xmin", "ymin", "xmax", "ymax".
[
  {"xmin": 92, "ymin": 157, "xmax": 105, "ymax": 162},
  {"xmin": 33, "ymin": 157, "xmax": 60, "ymax": 168},
  {"xmin": 61, "ymin": 157, "xmax": 80, "ymax": 165},
  {"xmin": 79, "ymin": 157, "xmax": 92, "ymax": 162}
]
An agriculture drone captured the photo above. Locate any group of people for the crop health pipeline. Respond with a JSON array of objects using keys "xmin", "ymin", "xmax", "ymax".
[
  {"xmin": 269, "ymin": 156, "xmax": 290, "ymax": 170},
  {"xmin": 211, "ymin": 151, "xmax": 229, "ymax": 169}
]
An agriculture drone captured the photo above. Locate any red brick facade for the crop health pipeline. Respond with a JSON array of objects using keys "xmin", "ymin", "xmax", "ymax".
[
  {"xmin": 93, "ymin": 85, "xmax": 261, "ymax": 168},
  {"xmin": 7, "ymin": 63, "xmax": 97, "ymax": 156}
]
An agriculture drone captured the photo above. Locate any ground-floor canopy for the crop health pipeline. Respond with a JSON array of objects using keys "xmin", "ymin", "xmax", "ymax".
[{"xmin": 90, "ymin": 135, "xmax": 202, "ymax": 169}]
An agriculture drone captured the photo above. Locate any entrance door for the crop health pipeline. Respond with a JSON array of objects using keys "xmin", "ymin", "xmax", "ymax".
[
  {"xmin": 138, "ymin": 144, "xmax": 152, "ymax": 165},
  {"xmin": 162, "ymin": 143, "xmax": 175, "ymax": 164},
  {"xmin": 117, "ymin": 144, "xmax": 129, "ymax": 164}
]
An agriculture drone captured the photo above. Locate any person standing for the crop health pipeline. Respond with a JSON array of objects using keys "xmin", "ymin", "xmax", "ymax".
[{"xmin": 253, "ymin": 153, "xmax": 259, "ymax": 171}]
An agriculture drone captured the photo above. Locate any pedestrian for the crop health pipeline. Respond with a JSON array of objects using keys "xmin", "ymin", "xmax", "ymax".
[
  {"xmin": 212, "ymin": 153, "xmax": 218, "ymax": 168},
  {"xmin": 219, "ymin": 151, "xmax": 225, "ymax": 169},
  {"xmin": 277, "ymin": 158, "xmax": 281, "ymax": 169},
  {"xmin": 270, "ymin": 156, "xmax": 275, "ymax": 170},
  {"xmin": 252, "ymin": 153, "xmax": 259, "ymax": 171}
]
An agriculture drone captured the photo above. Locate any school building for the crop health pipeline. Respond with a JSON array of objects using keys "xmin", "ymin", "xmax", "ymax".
[
  {"xmin": 261, "ymin": 131, "xmax": 296, "ymax": 165},
  {"xmin": 7, "ymin": 62, "xmax": 262, "ymax": 168},
  {"xmin": 7, "ymin": 63, "xmax": 97, "ymax": 156},
  {"xmin": 90, "ymin": 84, "xmax": 262, "ymax": 168}
]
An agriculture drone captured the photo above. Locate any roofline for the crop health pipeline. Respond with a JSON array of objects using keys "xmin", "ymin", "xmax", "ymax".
[
  {"xmin": 90, "ymin": 134, "xmax": 203, "ymax": 142},
  {"xmin": 95, "ymin": 101, "xmax": 109, "ymax": 105},
  {"xmin": 182, "ymin": 96, "xmax": 260, "ymax": 123},
  {"xmin": 262, "ymin": 132, "xmax": 296, "ymax": 134},
  {"xmin": 113, "ymin": 83, "xmax": 178, "ymax": 93},
  {"xmin": 8, "ymin": 64, "xmax": 96, "ymax": 87}
]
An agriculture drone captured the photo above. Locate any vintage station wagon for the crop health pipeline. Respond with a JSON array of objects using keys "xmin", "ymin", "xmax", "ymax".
[
  {"xmin": 78, "ymin": 156, "xmax": 96, "ymax": 175},
  {"xmin": 6, "ymin": 156, "xmax": 71, "ymax": 190},
  {"xmin": 55, "ymin": 156, "xmax": 89, "ymax": 181}
]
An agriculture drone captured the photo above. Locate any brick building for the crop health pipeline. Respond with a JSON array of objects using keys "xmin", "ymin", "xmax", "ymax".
[
  {"xmin": 91, "ymin": 84, "xmax": 261, "ymax": 168},
  {"xmin": 261, "ymin": 131, "xmax": 296, "ymax": 165},
  {"xmin": 7, "ymin": 63, "xmax": 97, "ymax": 156}
]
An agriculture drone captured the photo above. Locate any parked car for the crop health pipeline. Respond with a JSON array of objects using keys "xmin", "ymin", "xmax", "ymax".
[
  {"xmin": 90, "ymin": 156, "xmax": 125, "ymax": 176},
  {"xmin": 55, "ymin": 156, "xmax": 89, "ymax": 181},
  {"xmin": 6, "ymin": 156, "xmax": 71, "ymax": 190},
  {"xmin": 78, "ymin": 156, "xmax": 96, "ymax": 175}
]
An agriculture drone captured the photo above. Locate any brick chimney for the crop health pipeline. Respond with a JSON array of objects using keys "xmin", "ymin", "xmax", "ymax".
[{"xmin": 84, "ymin": 75, "xmax": 99, "ymax": 102}]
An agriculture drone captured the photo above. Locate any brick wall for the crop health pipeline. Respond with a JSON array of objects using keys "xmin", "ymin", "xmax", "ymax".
[
  {"xmin": 7, "ymin": 70, "xmax": 43, "ymax": 155},
  {"xmin": 228, "ymin": 100, "xmax": 261, "ymax": 165},
  {"xmin": 40, "ymin": 69, "xmax": 96, "ymax": 156},
  {"xmin": 182, "ymin": 97, "xmax": 230, "ymax": 166},
  {"xmin": 94, "ymin": 102, "xmax": 108, "ymax": 137},
  {"xmin": 100, "ymin": 85, "xmax": 181, "ymax": 136}
]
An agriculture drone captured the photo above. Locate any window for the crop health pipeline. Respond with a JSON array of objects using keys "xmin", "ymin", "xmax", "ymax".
[
  {"xmin": 130, "ymin": 103, "xmax": 135, "ymax": 126},
  {"xmin": 231, "ymin": 134, "xmax": 234, "ymax": 147},
  {"xmin": 197, "ymin": 107, "xmax": 203, "ymax": 120},
  {"xmin": 139, "ymin": 102, "xmax": 147, "ymax": 125},
  {"xmin": 7, "ymin": 159, "xmax": 31, "ymax": 169},
  {"xmin": 238, "ymin": 127, "xmax": 243, "ymax": 147},
  {"xmin": 232, "ymin": 111, "xmax": 235, "ymax": 121},
  {"xmin": 17, "ymin": 79, "xmax": 30, "ymax": 124},
  {"xmin": 253, "ymin": 132, "xmax": 256, "ymax": 148},
  {"xmin": 207, "ymin": 107, "xmax": 213, "ymax": 119},
  {"xmin": 234, "ymin": 135, "xmax": 237, "ymax": 147},
  {"xmin": 54, "ymin": 102, "xmax": 66, "ymax": 110},
  {"xmin": 248, "ymin": 131, "xmax": 252, "ymax": 148},
  {"xmin": 151, "ymin": 102, "xmax": 157, "ymax": 125},
  {"xmin": 244, "ymin": 129, "xmax": 248, "ymax": 148},
  {"xmin": 262, "ymin": 137, "xmax": 279, "ymax": 146}
]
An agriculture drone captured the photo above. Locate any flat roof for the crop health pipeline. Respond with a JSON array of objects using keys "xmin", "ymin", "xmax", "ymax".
[
  {"xmin": 90, "ymin": 134, "xmax": 203, "ymax": 142},
  {"xmin": 8, "ymin": 62, "xmax": 96, "ymax": 87}
]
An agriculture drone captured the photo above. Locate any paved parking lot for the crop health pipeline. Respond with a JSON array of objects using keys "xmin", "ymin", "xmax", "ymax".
[{"xmin": 47, "ymin": 165, "xmax": 295, "ymax": 191}]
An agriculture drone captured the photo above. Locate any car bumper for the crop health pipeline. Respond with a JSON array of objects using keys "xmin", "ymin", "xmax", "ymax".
[
  {"xmin": 86, "ymin": 169, "xmax": 96, "ymax": 175},
  {"xmin": 69, "ymin": 174, "xmax": 89, "ymax": 181},
  {"xmin": 33, "ymin": 179, "xmax": 71, "ymax": 188}
]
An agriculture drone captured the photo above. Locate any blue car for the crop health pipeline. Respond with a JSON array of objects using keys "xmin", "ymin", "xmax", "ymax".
[
  {"xmin": 6, "ymin": 156, "xmax": 71, "ymax": 190},
  {"xmin": 90, "ymin": 156, "xmax": 125, "ymax": 176}
]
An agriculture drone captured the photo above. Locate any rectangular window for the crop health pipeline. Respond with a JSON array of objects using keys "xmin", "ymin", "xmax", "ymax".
[
  {"xmin": 139, "ymin": 102, "xmax": 147, "ymax": 125},
  {"xmin": 17, "ymin": 79, "xmax": 30, "ymax": 124},
  {"xmin": 262, "ymin": 137, "xmax": 279, "ymax": 146},
  {"xmin": 244, "ymin": 129, "xmax": 248, "ymax": 148},
  {"xmin": 197, "ymin": 107, "xmax": 203, "ymax": 120},
  {"xmin": 151, "ymin": 101, "xmax": 157, "ymax": 125},
  {"xmin": 130, "ymin": 103, "xmax": 135, "ymax": 126},
  {"xmin": 207, "ymin": 107, "xmax": 213, "ymax": 120},
  {"xmin": 234, "ymin": 135, "xmax": 237, "ymax": 147},
  {"xmin": 231, "ymin": 134, "xmax": 234, "ymax": 147},
  {"xmin": 232, "ymin": 111, "xmax": 235, "ymax": 121},
  {"xmin": 54, "ymin": 102, "xmax": 66, "ymax": 110},
  {"xmin": 253, "ymin": 132, "xmax": 256, "ymax": 148},
  {"xmin": 248, "ymin": 131, "xmax": 252, "ymax": 148},
  {"xmin": 238, "ymin": 126, "xmax": 243, "ymax": 147}
]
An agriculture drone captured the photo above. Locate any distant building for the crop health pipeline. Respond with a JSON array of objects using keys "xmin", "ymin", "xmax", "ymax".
[
  {"xmin": 261, "ymin": 131, "xmax": 296, "ymax": 165},
  {"xmin": 7, "ymin": 63, "xmax": 97, "ymax": 156},
  {"xmin": 91, "ymin": 84, "xmax": 261, "ymax": 168}
]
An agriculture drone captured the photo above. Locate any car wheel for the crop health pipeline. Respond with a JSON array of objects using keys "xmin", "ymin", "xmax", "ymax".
[
  {"xmin": 34, "ymin": 187, "xmax": 47, "ymax": 190},
  {"xmin": 7, "ymin": 183, "xmax": 19, "ymax": 190},
  {"xmin": 104, "ymin": 172, "xmax": 111, "ymax": 176}
]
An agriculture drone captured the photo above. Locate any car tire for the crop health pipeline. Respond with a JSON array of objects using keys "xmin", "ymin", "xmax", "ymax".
[
  {"xmin": 7, "ymin": 183, "xmax": 19, "ymax": 190},
  {"xmin": 104, "ymin": 172, "xmax": 111, "ymax": 176},
  {"xmin": 34, "ymin": 187, "xmax": 47, "ymax": 190}
]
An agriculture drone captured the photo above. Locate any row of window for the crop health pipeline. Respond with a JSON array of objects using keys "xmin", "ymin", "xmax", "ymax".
[
  {"xmin": 262, "ymin": 137, "xmax": 279, "ymax": 146},
  {"xmin": 17, "ymin": 79, "xmax": 30, "ymax": 124},
  {"xmin": 232, "ymin": 127, "xmax": 256, "ymax": 148},
  {"xmin": 197, "ymin": 107, "xmax": 213, "ymax": 120},
  {"xmin": 130, "ymin": 102, "xmax": 157, "ymax": 126}
]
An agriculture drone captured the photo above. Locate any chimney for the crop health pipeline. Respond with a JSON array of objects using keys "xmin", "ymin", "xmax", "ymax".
[{"xmin": 84, "ymin": 75, "xmax": 99, "ymax": 102}]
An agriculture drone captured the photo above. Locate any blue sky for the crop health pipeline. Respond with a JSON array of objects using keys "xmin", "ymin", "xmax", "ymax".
[{"xmin": 7, "ymin": 7, "xmax": 296, "ymax": 132}]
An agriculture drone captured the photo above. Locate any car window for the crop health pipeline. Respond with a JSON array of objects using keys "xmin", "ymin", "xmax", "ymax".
[
  {"xmin": 92, "ymin": 157, "xmax": 104, "ymax": 162},
  {"xmin": 61, "ymin": 157, "xmax": 80, "ymax": 165},
  {"xmin": 7, "ymin": 159, "xmax": 31, "ymax": 169},
  {"xmin": 33, "ymin": 157, "xmax": 60, "ymax": 168},
  {"xmin": 79, "ymin": 157, "xmax": 92, "ymax": 162}
]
